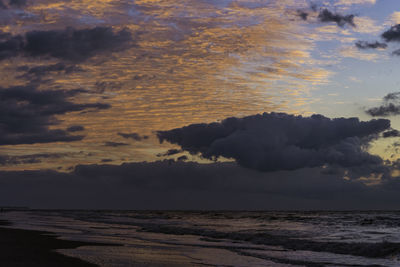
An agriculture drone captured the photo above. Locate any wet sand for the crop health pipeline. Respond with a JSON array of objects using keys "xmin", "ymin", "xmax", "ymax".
[{"xmin": 0, "ymin": 219, "xmax": 100, "ymax": 266}]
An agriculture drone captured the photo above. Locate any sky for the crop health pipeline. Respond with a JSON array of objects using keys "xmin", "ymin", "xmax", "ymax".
[{"xmin": 2, "ymin": 0, "xmax": 400, "ymax": 209}]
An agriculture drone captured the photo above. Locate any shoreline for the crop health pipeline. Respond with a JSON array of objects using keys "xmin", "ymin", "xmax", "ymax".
[{"xmin": 0, "ymin": 219, "xmax": 104, "ymax": 266}]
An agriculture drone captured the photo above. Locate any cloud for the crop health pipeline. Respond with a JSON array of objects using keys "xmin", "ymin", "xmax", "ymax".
[
  {"xmin": 157, "ymin": 149, "xmax": 182, "ymax": 157},
  {"xmin": 366, "ymin": 92, "xmax": 400, "ymax": 117},
  {"xmin": 355, "ymin": 41, "xmax": 387, "ymax": 50},
  {"xmin": 94, "ymin": 81, "xmax": 122, "ymax": 93},
  {"xmin": 388, "ymin": 12, "xmax": 400, "ymax": 25},
  {"xmin": 335, "ymin": 0, "xmax": 376, "ymax": 5},
  {"xmin": 353, "ymin": 17, "xmax": 382, "ymax": 34},
  {"xmin": 318, "ymin": 9, "xmax": 356, "ymax": 28},
  {"xmin": 157, "ymin": 113, "xmax": 390, "ymax": 176},
  {"xmin": 177, "ymin": 155, "xmax": 188, "ymax": 161},
  {"xmin": 0, "ymin": 85, "xmax": 109, "ymax": 145},
  {"xmin": 339, "ymin": 45, "xmax": 379, "ymax": 62},
  {"xmin": 8, "ymin": 0, "xmax": 26, "ymax": 8},
  {"xmin": 382, "ymin": 24, "xmax": 400, "ymax": 42},
  {"xmin": 367, "ymin": 103, "xmax": 400, "ymax": 116},
  {"xmin": 104, "ymin": 141, "xmax": 129, "ymax": 147},
  {"xmin": 17, "ymin": 63, "xmax": 83, "ymax": 81},
  {"xmin": 1, "ymin": 160, "xmax": 400, "ymax": 210},
  {"xmin": 0, "ymin": 26, "xmax": 132, "ymax": 62},
  {"xmin": 383, "ymin": 92, "xmax": 400, "ymax": 101},
  {"xmin": 392, "ymin": 49, "xmax": 400, "ymax": 56},
  {"xmin": 0, "ymin": 35, "xmax": 24, "ymax": 60},
  {"xmin": 118, "ymin": 132, "xmax": 149, "ymax": 141},
  {"xmin": 66, "ymin": 125, "xmax": 85, "ymax": 132},
  {"xmin": 383, "ymin": 130, "xmax": 400, "ymax": 138},
  {"xmin": 0, "ymin": 0, "xmax": 26, "ymax": 9},
  {"xmin": 0, "ymin": 155, "xmax": 40, "ymax": 165},
  {"xmin": 297, "ymin": 10, "xmax": 308, "ymax": 21},
  {"xmin": 0, "ymin": 153, "xmax": 70, "ymax": 166}
]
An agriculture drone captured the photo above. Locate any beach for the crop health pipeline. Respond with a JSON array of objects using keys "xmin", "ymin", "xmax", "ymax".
[
  {"xmin": 2, "ymin": 210, "xmax": 400, "ymax": 266},
  {"xmin": 0, "ymin": 219, "xmax": 100, "ymax": 266}
]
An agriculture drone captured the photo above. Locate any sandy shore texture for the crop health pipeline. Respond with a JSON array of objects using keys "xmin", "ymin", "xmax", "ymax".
[{"xmin": 0, "ymin": 219, "xmax": 101, "ymax": 266}]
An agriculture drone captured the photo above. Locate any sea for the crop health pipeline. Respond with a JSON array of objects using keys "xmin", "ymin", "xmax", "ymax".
[{"xmin": 3, "ymin": 210, "xmax": 400, "ymax": 266}]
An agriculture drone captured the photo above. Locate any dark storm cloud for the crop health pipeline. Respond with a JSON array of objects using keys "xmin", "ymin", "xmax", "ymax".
[
  {"xmin": 366, "ymin": 92, "xmax": 400, "ymax": 117},
  {"xmin": 157, "ymin": 113, "xmax": 389, "ymax": 175},
  {"xmin": 0, "ymin": 85, "xmax": 109, "ymax": 145},
  {"xmin": 383, "ymin": 130, "xmax": 400, "ymax": 138},
  {"xmin": 355, "ymin": 41, "xmax": 387, "ymax": 50},
  {"xmin": 0, "ymin": 161, "xmax": 400, "ymax": 210},
  {"xmin": 318, "ymin": 9, "xmax": 355, "ymax": 27},
  {"xmin": 118, "ymin": 132, "xmax": 149, "ymax": 141},
  {"xmin": 104, "ymin": 141, "xmax": 129, "ymax": 147},
  {"xmin": 382, "ymin": 24, "xmax": 400, "ymax": 42},
  {"xmin": 0, "ymin": 26, "xmax": 132, "ymax": 62},
  {"xmin": 67, "ymin": 125, "xmax": 85, "ymax": 132}
]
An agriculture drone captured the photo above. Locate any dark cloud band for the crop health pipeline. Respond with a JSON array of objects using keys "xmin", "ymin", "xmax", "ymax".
[
  {"xmin": 0, "ymin": 85, "xmax": 109, "ymax": 145},
  {"xmin": 0, "ymin": 26, "xmax": 132, "ymax": 62},
  {"xmin": 118, "ymin": 132, "xmax": 149, "ymax": 141},
  {"xmin": 355, "ymin": 41, "xmax": 387, "ymax": 50},
  {"xmin": 1, "ymin": 161, "xmax": 400, "ymax": 209}
]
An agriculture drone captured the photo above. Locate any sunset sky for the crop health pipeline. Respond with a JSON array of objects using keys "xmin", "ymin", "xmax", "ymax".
[{"xmin": 2, "ymin": 0, "xmax": 400, "ymax": 209}]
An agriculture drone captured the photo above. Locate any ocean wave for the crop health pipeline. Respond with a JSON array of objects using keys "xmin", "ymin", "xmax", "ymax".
[{"xmin": 137, "ymin": 223, "xmax": 400, "ymax": 258}]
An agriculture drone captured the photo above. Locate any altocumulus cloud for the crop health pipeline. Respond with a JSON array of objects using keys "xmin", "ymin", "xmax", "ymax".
[
  {"xmin": 157, "ymin": 113, "xmax": 390, "ymax": 175},
  {"xmin": 0, "ymin": 85, "xmax": 109, "ymax": 145},
  {"xmin": 0, "ymin": 26, "xmax": 132, "ymax": 62}
]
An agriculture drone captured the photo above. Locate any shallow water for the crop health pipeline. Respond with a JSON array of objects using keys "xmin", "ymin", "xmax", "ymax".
[{"xmin": 3, "ymin": 210, "xmax": 400, "ymax": 266}]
